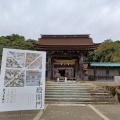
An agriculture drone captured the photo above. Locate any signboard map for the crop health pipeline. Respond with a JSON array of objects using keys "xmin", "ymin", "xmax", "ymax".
[{"xmin": 0, "ymin": 48, "xmax": 46, "ymax": 111}]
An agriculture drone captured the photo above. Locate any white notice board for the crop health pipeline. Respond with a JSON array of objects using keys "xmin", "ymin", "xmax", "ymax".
[{"xmin": 0, "ymin": 48, "xmax": 46, "ymax": 111}]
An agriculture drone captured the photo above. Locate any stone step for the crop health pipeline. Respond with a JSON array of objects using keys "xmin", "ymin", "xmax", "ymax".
[
  {"xmin": 46, "ymin": 82, "xmax": 78, "ymax": 83},
  {"xmin": 46, "ymin": 86, "xmax": 90, "ymax": 88},
  {"xmin": 46, "ymin": 84, "xmax": 89, "ymax": 86},
  {"xmin": 45, "ymin": 82, "xmax": 118, "ymax": 104},
  {"xmin": 46, "ymin": 86, "xmax": 103, "ymax": 89},
  {"xmin": 45, "ymin": 97, "xmax": 94, "ymax": 102},
  {"xmin": 45, "ymin": 101, "xmax": 117, "ymax": 104},
  {"xmin": 45, "ymin": 88, "xmax": 90, "ymax": 90},
  {"xmin": 94, "ymin": 98, "xmax": 118, "ymax": 103},
  {"xmin": 45, "ymin": 90, "xmax": 89, "ymax": 93},
  {"xmin": 45, "ymin": 92, "xmax": 91, "ymax": 95},
  {"xmin": 46, "ymin": 83, "xmax": 88, "ymax": 85},
  {"xmin": 45, "ymin": 94, "xmax": 113, "ymax": 98},
  {"xmin": 45, "ymin": 93, "xmax": 112, "ymax": 98},
  {"xmin": 91, "ymin": 93, "xmax": 110, "ymax": 95},
  {"xmin": 45, "ymin": 94, "xmax": 92, "ymax": 98}
]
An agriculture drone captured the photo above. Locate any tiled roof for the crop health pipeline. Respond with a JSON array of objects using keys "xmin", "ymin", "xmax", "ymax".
[
  {"xmin": 33, "ymin": 44, "xmax": 100, "ymax": 50},
  {"xmin": 38, "ymin": 38, "xmax": 94, "ymax": 45},
  {"xmin": 33, "ymin": 34, "xmax": 100, "ymax": 50},
  {"xmin": 90, "ymin": 62, "xmax": 120, "ymax": 67}
]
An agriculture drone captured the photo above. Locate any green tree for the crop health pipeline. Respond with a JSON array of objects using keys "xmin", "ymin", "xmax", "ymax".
[
  {"xmin": 11, "ymin": 40, "xmax": 36, "ymax": 50},
  {"xmin": 88, "ymin": 39, "xmax": 120, "ymax": 62},
  {"xmin": 5, "ymin": 34, "xmax": 25, "ymax": 42},
  {"xmin": 88, "ymin": 50, "xmax": 101, "ymax": 62},
  {"xmin": 0, "ymin": 34, "xmax": 37, "ymax": 66}
]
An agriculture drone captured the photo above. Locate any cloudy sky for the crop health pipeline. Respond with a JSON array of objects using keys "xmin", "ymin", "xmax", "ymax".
[{"xmin": 0, "ymin": 0, "xmax": 120, "ymax": 43}]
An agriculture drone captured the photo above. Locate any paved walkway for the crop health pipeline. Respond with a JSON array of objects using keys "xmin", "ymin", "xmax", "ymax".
[
  {"xmin": 0, "ymin": 104, "xmax": 120, "ymax": 120},
  {"xmin": 0, "ymin": 110, "xmax": 40, "ymax": 120},
  {"xmin": 93, "ymin": 104, "xmax": 120, "ymax": 120},
  {"xmin": 39, "ymin": 104, "xmax": 120, "ymax": 120}
]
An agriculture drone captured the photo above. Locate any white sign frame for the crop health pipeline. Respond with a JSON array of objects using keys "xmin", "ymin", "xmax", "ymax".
[{"xmin": 0, "ymin": 48, "xmax": 46, "ymax": 111}]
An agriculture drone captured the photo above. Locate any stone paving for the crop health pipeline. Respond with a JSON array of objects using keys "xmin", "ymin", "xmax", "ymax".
[
  {"xmin": 0, "ymin": 110, "xmax": 40, "ymax": 120},
  {"xmin": 93, "ymin": 104, "xmax": 120, "ymax": 120},
  {"xmin": 39, "ymin": 104, "xmax": 120, "ymax": 120},
  {"xmin": 0, "ymin": 104, "xmax": 120, "ymax": 120},
  {"xmin": 0, "ymin": 81, "xmax": 119, "ymax": 120},
  {"xmin": 39, "ymin": 104, "xmax": 103, "ymax": 120}
]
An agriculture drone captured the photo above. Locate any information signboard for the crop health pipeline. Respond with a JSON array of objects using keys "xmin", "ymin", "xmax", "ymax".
[{"xmin": 0, "ymin": 48, "xmax": 46, "ymax": 111}]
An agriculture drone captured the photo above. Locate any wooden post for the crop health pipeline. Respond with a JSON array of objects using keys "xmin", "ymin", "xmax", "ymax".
[
  {"xmin": 119, "ymin": 69, "xmax": 120, "ymax": 76},
  {"xmin": 47, "ymin": 54, "xmax": 51, "ymax": 80},
  {"xmin": 79, "ymin": 54, "xmax": 84, "ymax": 80},
  {"xmin": 75, "ymin": 60, "xmax": 78, "ymax": 80},
  {"xmin": 94, "ymin": 67, "xmax": 96, "ymax": 80},
  {"xmin": 51, "ymin": 59, "xmax": 54, "ymax": 80}
]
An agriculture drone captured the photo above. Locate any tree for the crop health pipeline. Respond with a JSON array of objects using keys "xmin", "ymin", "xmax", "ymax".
[
  {"xmin": 88, "ymin": 50, "xmax": 101, "ymax": 62},
  {"xmin": 11, "ymin": 39, "xmax": 36, "ymax": 50},
  {"xmin": 88, "ymin": 39, "xmax": 120, "ymax": 62},
  {"xmin": 0, "ymin": 34, "xmax": 37, "ymax": 66},
  {"xmin": 5, "ymin": 34, "xmax": 25, "ymax": 42}
]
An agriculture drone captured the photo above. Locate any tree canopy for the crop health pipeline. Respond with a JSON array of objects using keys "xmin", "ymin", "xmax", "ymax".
[
  {"xmin": 88, "ymin": 39, "xmax": 120, "ymax": 62},
  {"xmin": 0, "ymin": 34, "xmax": 37, "ymax": 66}
]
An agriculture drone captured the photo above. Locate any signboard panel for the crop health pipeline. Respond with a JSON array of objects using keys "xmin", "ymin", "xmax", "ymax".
[{"xmin": 0, "ymin": 48, "xmax": 46, "ymax": 111}]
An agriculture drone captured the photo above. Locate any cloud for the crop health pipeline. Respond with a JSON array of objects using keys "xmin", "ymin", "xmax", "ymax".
[{"xmin": 0, "ymin": 0, "xmax": 120, "ymax": 42}]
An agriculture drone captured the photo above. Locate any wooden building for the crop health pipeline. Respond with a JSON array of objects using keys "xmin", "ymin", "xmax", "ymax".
[
  {"xmin": 33, "ymin": 34, "xmax": 100, "ymax": 81},
  {"xmin": 87, "ymin": 62, "xmax": 120, "ymax": 80}
]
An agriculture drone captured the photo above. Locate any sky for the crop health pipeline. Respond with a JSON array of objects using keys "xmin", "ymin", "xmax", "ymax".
[{"xmin": 0, "ymin": 0, "xmax": 120, "ymax": 43}]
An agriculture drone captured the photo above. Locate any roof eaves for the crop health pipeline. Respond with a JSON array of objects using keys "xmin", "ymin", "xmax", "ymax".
[{"xmin": 90, "ymin": 62, "xmax": 120, "ymax": 67}]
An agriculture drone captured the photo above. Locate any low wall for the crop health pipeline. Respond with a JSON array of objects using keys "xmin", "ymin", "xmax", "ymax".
[{"xmin": 114, "ymin": 76, "xmax": 120, "ymax": 86}]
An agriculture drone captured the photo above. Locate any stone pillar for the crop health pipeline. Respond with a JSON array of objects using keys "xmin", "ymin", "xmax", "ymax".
[{"xmin": 47, "ymin": 54, "xmax": 51, "ymax": 80}]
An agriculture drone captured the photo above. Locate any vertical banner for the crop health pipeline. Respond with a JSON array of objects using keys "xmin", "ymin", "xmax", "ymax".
[{"xmin": 0, "ymin": 48, "xmax": 46, "ymax": 111}]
